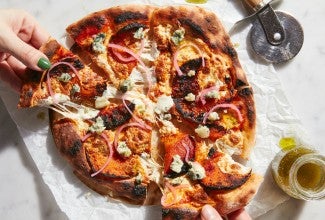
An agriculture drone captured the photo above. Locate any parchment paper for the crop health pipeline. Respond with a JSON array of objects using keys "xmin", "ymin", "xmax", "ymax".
[{"xmin": 0, "ymin": 0, "xmax": 313, "ymax": 219}]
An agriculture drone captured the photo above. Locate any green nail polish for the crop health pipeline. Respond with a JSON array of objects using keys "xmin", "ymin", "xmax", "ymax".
[{"xmin": 37, "ymin": 57, "xmax": 51, "ymax": 70}]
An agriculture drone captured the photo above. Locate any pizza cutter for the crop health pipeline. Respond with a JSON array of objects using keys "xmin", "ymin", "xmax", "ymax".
[{"xmin": 239, "ymin": 0, "xmax": 304, "ymax": 63}]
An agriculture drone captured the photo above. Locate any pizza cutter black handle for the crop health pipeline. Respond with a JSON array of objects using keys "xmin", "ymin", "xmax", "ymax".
[{"xmin": 241, "ymin": 0, "xmax": 285, "ymax": 45}]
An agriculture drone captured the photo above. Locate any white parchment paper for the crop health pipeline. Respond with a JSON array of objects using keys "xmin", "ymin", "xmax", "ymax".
[{"xmin": 0, "ymin": 0, "xmax": 313, "ymax": 219}]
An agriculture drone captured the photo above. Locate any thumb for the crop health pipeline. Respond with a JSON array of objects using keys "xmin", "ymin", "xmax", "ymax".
[
  {"xmin": 201, "ymin": 205, "xmax": 223, "ymax": 220},
  {"xmin": 2, "ymin": 32, "xmax": 51, "ymax": 71}
]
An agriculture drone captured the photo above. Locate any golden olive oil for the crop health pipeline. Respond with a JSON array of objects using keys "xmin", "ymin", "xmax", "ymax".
[{"xmin": 186, "ymin": 0, "xmax": 208, "ymax": 4}]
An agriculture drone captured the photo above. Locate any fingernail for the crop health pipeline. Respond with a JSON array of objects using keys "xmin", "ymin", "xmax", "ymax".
[
  {"xmin": 37, "ymin": 57, "xmax": 51, "ymax": 70},
  {"xmin": 202, "ymin": 205, "xmax": 222, "ymax": 220}
]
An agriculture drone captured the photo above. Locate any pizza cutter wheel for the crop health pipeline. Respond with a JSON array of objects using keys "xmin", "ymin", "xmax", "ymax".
[{"xmin": 241, "ymin": 0, "xmax": 304, "ymax": 63}]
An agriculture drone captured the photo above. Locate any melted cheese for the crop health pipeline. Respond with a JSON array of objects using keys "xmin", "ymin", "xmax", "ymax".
[
  {"xmin": 140, "ymin": 153, "xmax": 162, "ymax": 184},
  {"xmin": 217, "ymin": 153, "xmax": 251, "ymax": 175}
]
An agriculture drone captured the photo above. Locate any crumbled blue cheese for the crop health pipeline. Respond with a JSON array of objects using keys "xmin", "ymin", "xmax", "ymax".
[
  {"xmin": 205, "ymin": 90, "xmax": 219, "ymax": 99},
  {"xmin": 89, "ymin": 117, "xmax": 106, "ymax": 134},
  {"xmin": 57, "ymin": 73, "xmax": 72, "ymax": 82},
  {"xmin": 71, "ymin": 84, "xmax": 80, "ymax": 95},
  {"xmin": 208, "ymin": 112, "xmax": 220, "ymax": 121},
  {"xmin": 170, "ymin": 155, "xmax": 184, "ymax": 173},
  {"xmin": 92, "ymin": 33, "xmax": 106, "ymax": 53},
  {"xmin": 184, "ymin": 93, "xmax": 196, "ymax": 102},
  {"xmin": 187, "ymin": 161, "xmax": 206, "ymax": 180},
  {"xmin": 134, "ymin": 27, "xmax": 144, "ymax": 39},
  {"xmin": 159, "ymin": 119, "xmax": 178, "ymax": 135},
  {"xmin": 195, "ymin": 125, "xmax": 210, "ymax": 138},
  {"xmin": 171, "ymin": 28, "xmax": 185, "ymax": 45},
  {"xmin": 116, "ymin": 141, "xmax": 132, "ymax": 157},
  {"xmin": 155, "ymin": 95, "xmax": 174, "ymax": 115},
  {"xmin": 187, "ymin": 70, "xmax": 196, "ymax": 77},
  {"xmin": 95, "ymin": 96, "xmax": 110, "ymax": 109}
]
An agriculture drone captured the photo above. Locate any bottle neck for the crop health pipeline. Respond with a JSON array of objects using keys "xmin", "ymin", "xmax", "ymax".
[{"xmin": 289, "ymin": 153, "xmax": 325, "ymax": 200}]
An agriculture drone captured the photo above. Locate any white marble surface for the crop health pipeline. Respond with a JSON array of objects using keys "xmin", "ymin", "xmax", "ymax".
[{"xmin": 0, "ymin": 0, "xmax": 324, "ymax": 219}]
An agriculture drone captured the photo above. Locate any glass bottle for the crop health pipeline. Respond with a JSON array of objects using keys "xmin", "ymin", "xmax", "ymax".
[{"xmin": 271, "ymin": 138, "xmax": 325, "ymax": 200}]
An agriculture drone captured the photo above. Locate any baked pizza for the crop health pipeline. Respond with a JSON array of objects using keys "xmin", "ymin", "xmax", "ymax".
[{"xmin": 18, "ymin": 5, "xmax": 263, "ymax": 219}]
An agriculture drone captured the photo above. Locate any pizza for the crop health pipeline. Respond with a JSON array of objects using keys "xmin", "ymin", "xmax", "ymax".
[{"xmin": 18, "ymin": 5, "xmax": 263, "ymax": 219}]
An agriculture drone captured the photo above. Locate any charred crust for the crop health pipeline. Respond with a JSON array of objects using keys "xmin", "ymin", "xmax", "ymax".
[
  {"xmin": 116, "ymin": 22, "xmax": 147, "ymax": 35},
  {"xmin": 235, "ymin": 79, "xmax": 248, "ymax": 88},
  {"xmin": 99, "ymin": 102, "xmax": 135, "ymax": 130},
  {"xmin": 247, "ymin": 105, "xmax": 255, "ymax": 127},
  {"xmin": 71, "ymin": 15, "xmax": 106, "ymax": 34},
  {"xmin": 223, "ymin": 45, "xmax": 237, "ymax": 59},
  {"xmin": 132, "ymin": 184, "xmax": 147, "ymax": 198},
  {"xmin": 179, "ymin": 18, "xmax": 208, "ymax": 44},
  {"xmin": 238, "ymin": 87, "xmax": 253, "ymax": 97},
  {"xmin": 114, "ymin": 11, "xmax": 148, "ymax": 24},
  {"xmin": 119, "ymin": 181, "xmax": 146, "ymax": 200},
  {"xmin": 201, "ymin": 172, "xmax": 252, "ymax": 191},
  {"xmin": 162, "ymin": 207, "xmax": 199, "ymax": 220},
  {"xmin": 68, "ymin": 140, "xmax": 82, "ymax": 156}
]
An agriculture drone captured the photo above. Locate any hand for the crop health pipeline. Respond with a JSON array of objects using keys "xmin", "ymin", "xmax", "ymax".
[
  {"xmin": 201, "ymin": 205, "xmax": 252, "ymax": 220},
  {"xmin": 0, "ymin": 9, "xmax": 51, "ymax": 91}
]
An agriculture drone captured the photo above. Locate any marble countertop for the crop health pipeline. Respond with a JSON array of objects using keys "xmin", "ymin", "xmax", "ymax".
[{"xmin": 0, "ymin": 0, "xmax": 324, "ymax": 219}]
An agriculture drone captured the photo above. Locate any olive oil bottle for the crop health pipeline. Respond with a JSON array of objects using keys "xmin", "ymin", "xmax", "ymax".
[{"xmin": 272, "ymin": 137, "xmax": 325, "ymax": 200}]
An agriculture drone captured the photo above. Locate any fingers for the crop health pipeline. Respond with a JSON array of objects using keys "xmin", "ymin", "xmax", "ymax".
[
  {"xmin": 201, "ymin": 205, "xmax": 223, "ymax": 220},
  {"xmin": 0, "ymin": 9, "xmax": 51, "ymax": 71},
  {"xmin": 3, "ymin": 31, "xmax": 49, "ymax": 71},
  {"xmin": 0, "ymin": 61, "xmax": 22, "ymax": 93},
  {"xmin": 228, "ymin": 209, "xmax": 252, "ymax": 220},
  {"xmin": 6, "ymin": 55, "xmax": 27, "ymax": 78},
  {"xmin": 16, "ymin": 10, "xmax": 50, "ymax": 49}
]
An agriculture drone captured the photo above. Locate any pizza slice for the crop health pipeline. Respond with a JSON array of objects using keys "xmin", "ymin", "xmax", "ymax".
[
  {"xmin": 18, "ymin": 38, "xmax": 108, "ymax": 121},
  {"xmin": 66, "ymin": 5, "xmax": 158, "ymax": 95}
]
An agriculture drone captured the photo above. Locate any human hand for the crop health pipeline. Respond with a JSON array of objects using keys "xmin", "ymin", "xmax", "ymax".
[
  {"xmin": 0, "ymin": 9, "xmax": 51, "ymax": 91},
  {"xmin": 201, "ymin": 205, "xmax": 252, "ymax": 220}
]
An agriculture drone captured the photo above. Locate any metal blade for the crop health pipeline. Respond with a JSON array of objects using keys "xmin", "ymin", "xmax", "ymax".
[{"xmin": 250, "ymin": 11, "xmax": 304, "ymax": 63}]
